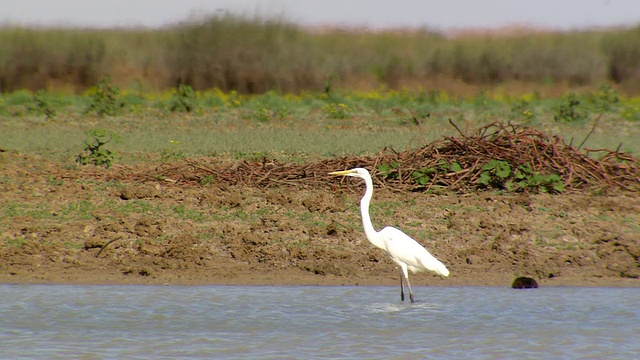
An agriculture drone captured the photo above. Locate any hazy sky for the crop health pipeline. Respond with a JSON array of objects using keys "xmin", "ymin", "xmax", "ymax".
[{"xmin": 3, "ymin": 0, "xmax": 639, "ymax": 30}]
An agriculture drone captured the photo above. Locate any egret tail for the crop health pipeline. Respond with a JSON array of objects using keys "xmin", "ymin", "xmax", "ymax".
[{"xmin": 420, "ymin": 256, "xmax": 450, "ymax": 277}]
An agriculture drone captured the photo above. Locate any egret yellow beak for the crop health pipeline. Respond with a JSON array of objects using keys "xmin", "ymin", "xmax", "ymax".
[{"xmin": 329, "ymin": 170, "xmax": 355, "ymax": 176}]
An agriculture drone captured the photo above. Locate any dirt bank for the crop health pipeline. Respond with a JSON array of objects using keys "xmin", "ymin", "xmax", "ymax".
[{"xmin": 1, "ymin": 153, "xmax": 639, "ymax": 287}]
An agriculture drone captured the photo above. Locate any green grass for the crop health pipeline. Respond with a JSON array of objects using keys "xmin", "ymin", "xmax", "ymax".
[
  {"xmin": 61, "ymin": 200, "xmax": 96, "ymax": 220},
  {"xmin": 172, "ymin": 204, "xmax": 206, "ymax": 222},
  {"xmin": 1, "ymin": 88, "xmax": 639, "ymax": 166}
]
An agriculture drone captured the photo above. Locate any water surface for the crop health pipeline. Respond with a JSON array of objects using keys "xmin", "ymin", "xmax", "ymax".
[{"xmin": 1, "ymin": 285, "xmax": 638, "ymax": 359}]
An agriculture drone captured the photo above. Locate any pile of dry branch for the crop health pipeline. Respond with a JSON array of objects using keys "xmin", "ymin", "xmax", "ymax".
[{"xmin": 137, "ymin": 121, "xmax": 640, "ymax": 193}]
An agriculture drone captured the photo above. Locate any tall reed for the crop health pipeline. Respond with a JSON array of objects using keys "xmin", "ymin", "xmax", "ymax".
[{"xmin": 0, "ymin": 15, "xmax": 638, "ymax": 94}]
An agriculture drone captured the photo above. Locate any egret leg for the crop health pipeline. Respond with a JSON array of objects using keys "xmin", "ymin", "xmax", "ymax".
[
  {"xmin": 399, "ymin": 270, "xmax": 405, "ymax": 301},
  {"xmin": 398, "ymin": 264, "xmax": 414, "ymax": 303},
  {"xmin": 405, "ymin": 276, "xmax": 415, "ymax": 303}
]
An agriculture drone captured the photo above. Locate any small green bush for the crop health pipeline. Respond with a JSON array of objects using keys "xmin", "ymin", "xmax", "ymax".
[
  {"xmin": 410, "ymin": 161, "xmax": 461, "ymax": 186},
  {"xmin": 377, "ymin": 162, "xmax": 399, "ymax": 180},
  {"xmin": 479, "ymin": 160, "xmax": 564, "ymax": 193},
  {"xmin": 510, "ymin": 99, "xmax": 534, "ymax": 121},
  {"xmin": 554, "ymin": 93, "xmax": 585, "ymax": 123},
  {"xmin": 85, "ymin": 78, "xmax": 123, "ymax": 116},
  {"xmin": 323, "ymin": 103, "xmax": 351, "ymax": 119},
  {"xmin": 168, "ymin": 84, "xmax": 196, "ymax": 112},
  {"xmin": 28, "ymin": 90, "xmax": 57, "ymax": 120},
  {"xmin": 75, "ymin": 129, "xmax": 118, "ymax": 168},
  {"xmin": 586, "ymin": 84, "xmax": 620, "ymax": 112}
]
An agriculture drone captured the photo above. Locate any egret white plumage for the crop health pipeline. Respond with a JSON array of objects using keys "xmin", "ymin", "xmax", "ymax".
[{"xmin": 329, "ymin": 168, "xmax": 449, "ymax": 303}]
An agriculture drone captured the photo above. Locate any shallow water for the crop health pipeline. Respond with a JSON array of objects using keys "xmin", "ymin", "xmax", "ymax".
[{"xmin": 1, "ymin": 285, "xmax": 638, "ymax": 359}]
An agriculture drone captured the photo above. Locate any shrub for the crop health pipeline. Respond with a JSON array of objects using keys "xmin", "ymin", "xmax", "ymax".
[
  {"xmin": 28, "ymin": 90, "xmax": 57, "ymax": 120},
  {"xmin": 168, "ymin": 84, "xmax": 196, "ymax": 112},
  {"xmin": 323, "ymin": 103, "xmax": 350, "ymax": 119},
  {"xmin": 85, "ymin": 78, "xmax": 123, "ymax": 116},
  {"xmin": 479, "ymin": 160, "xmax": 564, "ymax": 193},
  {"xmin": 75, "ymin": 129, "xmax": 118, "ymax": 168},
  {"xmin": 554, "ymin": 93, "xmax": 585, "ymax": 123}
]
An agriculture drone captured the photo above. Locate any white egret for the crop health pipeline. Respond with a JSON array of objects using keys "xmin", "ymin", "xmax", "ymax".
[{"xmin": 329, "ymin": 168, "xmax": 449, "ymax": 303}]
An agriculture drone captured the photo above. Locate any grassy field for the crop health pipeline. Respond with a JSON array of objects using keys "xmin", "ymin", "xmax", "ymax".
[
  {"xmin": 2, "ymin": 16, "xmax": 639, "ymax": 287},
  {"xmin": 2, "ymin": 15, "xmax": 639, "ymax": 163},
  {"xmin": 1, "ymin": 84, "xmax": 639, "ymax": 167},
  {"xmin": 1, "ymin": 85, "xmax": 639, "ymax": 287}
]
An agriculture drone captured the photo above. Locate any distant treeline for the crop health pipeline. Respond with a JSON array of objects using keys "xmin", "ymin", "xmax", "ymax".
[{"xmin": 1, "ymin": 14, "xmax": 639, "ymax": 94}]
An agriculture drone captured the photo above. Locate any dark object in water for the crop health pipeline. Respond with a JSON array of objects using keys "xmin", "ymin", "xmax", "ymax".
[{"xmin": 512, "ymin": 276, "xmax": 539, "ymax": 289}]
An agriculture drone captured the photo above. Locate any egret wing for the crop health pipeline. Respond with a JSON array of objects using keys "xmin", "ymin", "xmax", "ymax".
[{"xmin": 379, "ymin": 226, "xmax": 449, "ymax": 276}]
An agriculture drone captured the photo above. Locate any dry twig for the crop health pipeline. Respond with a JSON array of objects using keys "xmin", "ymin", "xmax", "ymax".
[{"xmin": 119, "ymin": 122, "xmax": 639, "ymax": 193}]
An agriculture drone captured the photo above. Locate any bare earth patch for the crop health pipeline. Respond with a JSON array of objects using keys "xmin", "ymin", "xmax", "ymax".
[{"xmin": 1, "ymin": 153, "xmax": 639, "ymax": 287}]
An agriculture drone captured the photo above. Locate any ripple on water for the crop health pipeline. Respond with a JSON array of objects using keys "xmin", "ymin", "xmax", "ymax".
[{"xmin": 0, "ymin": 285, "xmax": 638, "ymax": 359}]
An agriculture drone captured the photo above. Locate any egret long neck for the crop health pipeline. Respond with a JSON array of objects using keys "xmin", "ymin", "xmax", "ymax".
[{"xmin": 360, "ymin": 175, "xmax": 385, "ymax": 249}]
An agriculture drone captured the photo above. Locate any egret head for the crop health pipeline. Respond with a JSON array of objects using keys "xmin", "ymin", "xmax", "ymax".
[{"xmin": 329, "ymin": 168, "xmax": 370, "ymax": 178}]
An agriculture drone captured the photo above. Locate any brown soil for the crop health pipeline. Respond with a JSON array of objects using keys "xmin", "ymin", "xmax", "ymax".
[{"xmin": 1, "ymin": 152, "xmax": 639, "ymax": 288}]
